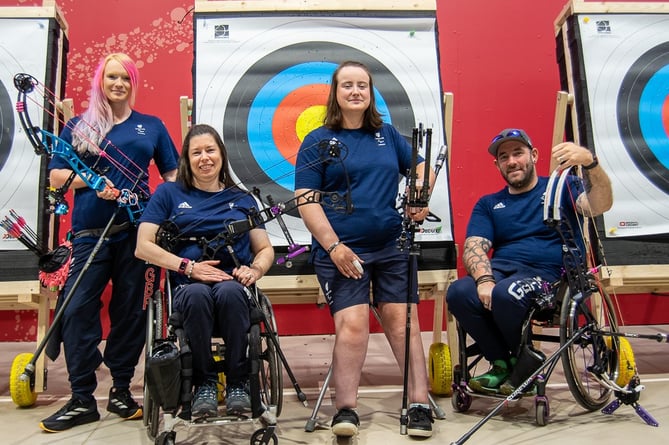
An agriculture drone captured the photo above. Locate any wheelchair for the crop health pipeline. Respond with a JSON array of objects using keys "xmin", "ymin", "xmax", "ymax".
[
  {"xmin": 450, "ymin": 271, "xmax": 636, "ymax": 426},
  {"xmin": 450, "ymin": 167, "xmax": 637, "ymax": 428},
  {"xmin": 142, "ymin": 269, "xmax": 283, "ymax": 445}
]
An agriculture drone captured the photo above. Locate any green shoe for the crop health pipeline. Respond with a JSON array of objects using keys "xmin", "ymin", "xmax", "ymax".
[
  {"xmin": 499, "ymin": 380, "xmax": 537, "ymax": 397},
  {"xmin": 467, "ymin": 359, "xmax": 510, "ymax": 394}
]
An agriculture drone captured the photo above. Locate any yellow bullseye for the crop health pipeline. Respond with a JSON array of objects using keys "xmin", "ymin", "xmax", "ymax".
[{"xmin": 295, "ymin": 105, "xmax": 326, "ymax": 142}]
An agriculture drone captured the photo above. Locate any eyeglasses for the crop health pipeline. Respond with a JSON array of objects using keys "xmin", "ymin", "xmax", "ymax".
[{"xmin": 491, "ymin": 129, "xmax": 532, "ymax": 147}]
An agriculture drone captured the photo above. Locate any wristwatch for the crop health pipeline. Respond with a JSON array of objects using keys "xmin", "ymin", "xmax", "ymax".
[
  {"xmin": 177, "ymin": 257, "xmax": 190, "ymax": 275},
  {"xmin": 583, "ymin": 154, "xmax": 599, "ymax": 170}
]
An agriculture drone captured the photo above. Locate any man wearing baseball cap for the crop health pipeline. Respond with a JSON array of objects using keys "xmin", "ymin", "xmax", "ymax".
[{"xmin": 446, "ymin": 128, "xmax": 613, "ymax": 395}]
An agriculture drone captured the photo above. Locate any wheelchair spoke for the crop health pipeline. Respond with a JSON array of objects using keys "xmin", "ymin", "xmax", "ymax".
[{"xmin": 560, "ymin": 284, "xmax": 618, "ymax": 411}]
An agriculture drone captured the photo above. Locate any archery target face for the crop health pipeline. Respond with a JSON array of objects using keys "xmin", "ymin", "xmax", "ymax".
[
  {"xmin": 195, "ymin": 14, "xmax": 452, "ymax": 245},
  {"xmin": 577, "ymin": 14, "xmax": 669, "ymax": 237},
  {"xmin": 0, "ymin": 19, "xmax": 50, "ymax": 250}
]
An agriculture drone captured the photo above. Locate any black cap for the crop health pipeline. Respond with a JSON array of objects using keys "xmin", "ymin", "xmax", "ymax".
[{"xmin": 487, "ymin": 128, "xmax": 533, "ymax": 156}]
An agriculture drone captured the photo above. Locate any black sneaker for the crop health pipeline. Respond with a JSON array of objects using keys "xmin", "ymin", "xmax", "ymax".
[
  {"xmin": 331, "ymin": 408, "xmax": 359, "ymax": 437},
  {"xmin": 39, "ymin": 397, "xmax": 100, "ymax": 432},
  {"xmin": 107, "ymin": 387, "xmax": 143, "ymax": 419},
  {"xmin": 407, "ymin": 405, "xmax": 434, "ymax": 438},
  {"xmin": 225, "ymin": 381, "xmax": 251, "ymax": 415},
  {"xmin": 193, "ymin": 381, "xmax": 219, "ymax": 417}
]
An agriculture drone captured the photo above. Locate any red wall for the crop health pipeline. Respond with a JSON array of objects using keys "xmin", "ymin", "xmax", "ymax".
[{"xmin": 1, "ymin": 0, "xmax": 667, "ymax": 341}]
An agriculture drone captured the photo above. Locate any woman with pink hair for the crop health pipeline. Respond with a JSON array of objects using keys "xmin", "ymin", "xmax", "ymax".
[{"xmin": 40, "ymin": 53, "xmax": 179, "ymax": 433}]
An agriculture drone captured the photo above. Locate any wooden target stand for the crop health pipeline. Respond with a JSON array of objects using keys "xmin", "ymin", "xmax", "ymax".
[
  {"xmin": 0, "ymin": 0, "xmax": 69, "ymax": 405},
  {"xmin": 554, "ymin": 0, "xmax": 669, "ymax": 297}
]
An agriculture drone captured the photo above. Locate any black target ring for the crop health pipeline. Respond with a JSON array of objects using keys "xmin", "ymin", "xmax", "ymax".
[
  {"xmin": 222, "ymin": 41, "xmax": 414, "ymax": 209},
  {"xmin": 0, "ymin": 79, "xmax": 14, "ymax": 172},
  {"xmin": 617, "ymin": 41, "xmax": 669, "ymax": 195}
]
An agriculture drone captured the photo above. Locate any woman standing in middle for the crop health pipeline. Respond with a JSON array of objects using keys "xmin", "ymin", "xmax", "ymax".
[{"xmin": 294, "ymin": 60, "xmax": 435, "ymax": 439}]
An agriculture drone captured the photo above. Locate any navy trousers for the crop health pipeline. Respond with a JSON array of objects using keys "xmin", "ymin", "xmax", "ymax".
[
  {"xmin": 173, "ymin": 280, "xmax": 251, "ymax": 387},
  {"xmin": 58, "ymin": 230, "xmax": 151, "ymax": 402},
  {"xmin": 446, "ymin": 267, "xmax": 552, "ymax": 362}
]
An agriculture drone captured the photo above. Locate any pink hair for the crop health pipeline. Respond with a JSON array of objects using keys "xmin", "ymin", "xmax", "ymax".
[{"xmin": 72, "ymin": 53, "xmax": 139, "ymax": 154}]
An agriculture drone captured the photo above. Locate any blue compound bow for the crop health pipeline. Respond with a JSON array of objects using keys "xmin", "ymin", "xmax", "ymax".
[{"xmin": 14, "ymin": 72, "xmax": 144, "ymax": 224}]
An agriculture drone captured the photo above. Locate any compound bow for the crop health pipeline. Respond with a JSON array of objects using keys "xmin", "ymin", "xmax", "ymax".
[{"xmin": 14, "ymin": 72, "xmax": 145, "ymax": 223}]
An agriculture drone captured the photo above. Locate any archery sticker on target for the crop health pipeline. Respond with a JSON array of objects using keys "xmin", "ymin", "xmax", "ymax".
[
  {"xmin": 577, "ymin": 14, "xmax": 669, "ymax": 237},
  {"xmin": 223, "ymin": 42, "xmax": 414, "ymax": 208}
]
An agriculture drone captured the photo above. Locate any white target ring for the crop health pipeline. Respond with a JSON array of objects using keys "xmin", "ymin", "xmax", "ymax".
[
  {"xmin": 579, "ymin": 14, "xmax": 669, "ymax": 237},
  {"xmin": 0, "ymin": 18, "xmax": 51, "ymax": 249},
  {"xmin": 195, "ymin": 14, "xmax": 451, "ymax": 245}
]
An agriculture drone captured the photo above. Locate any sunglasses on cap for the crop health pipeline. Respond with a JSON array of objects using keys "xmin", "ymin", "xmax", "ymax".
[
  {"xmin": 491, "ymin": 129, "xmax": 531, "ymax": 146},
  {"xmin": 488, "ymin": 128, "xmax": 533, "ymax": 156}
]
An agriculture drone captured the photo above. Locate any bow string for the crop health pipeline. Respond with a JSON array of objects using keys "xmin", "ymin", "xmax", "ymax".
[
  {"xmin": 14, "ymin": 73, "xmax": 149, "ymax": 224},
  {"xmin": 155, "ymin": 137, "xmax": 354, "ymax": 267},
  {"xmin": 14, "ymin": 72, "xmax": 356, "ymax": 266}
]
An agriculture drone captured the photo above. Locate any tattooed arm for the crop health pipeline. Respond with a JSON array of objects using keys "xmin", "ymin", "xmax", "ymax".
[
  {"xmin": 463, "ymin": 235, "xmax": 495, "ymax": 309},
  {"xmin": 463, "ymin": 235, "xmax": 494, "ymax": 279}
]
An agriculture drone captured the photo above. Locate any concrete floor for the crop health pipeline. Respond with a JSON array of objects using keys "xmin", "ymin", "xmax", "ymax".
[{"xmin": 1, "ymin": 327, "xmax": 668, "ymax": 445}]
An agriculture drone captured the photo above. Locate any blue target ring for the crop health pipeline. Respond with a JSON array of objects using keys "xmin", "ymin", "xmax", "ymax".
[
  {"xmin": 638, "ymin": 65, "xmax": 669, "ymax": 169},
  {"xmin": 223, "ymin": 41, "xmax": 414, "ymax": 209},
  {"xmin": 617, "ymin": 41, "xmax": 669, "ymax": 194},
  {"xmin": 248, "ymin": 61, "xmax": 393, "ymax": 190}
]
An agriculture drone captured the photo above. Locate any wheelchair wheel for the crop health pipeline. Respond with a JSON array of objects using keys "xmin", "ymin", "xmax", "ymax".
[
  {"xmin": 451, "ymin": 388, "xmax": 472, "ymax": 412},
  {"xmin": 156, "ymin": 431, "xmax": 176, "ymax": 445},
  {"xmin": 145, "ymin": 388, "xmax": 161, "ymax": 440},
  {"xmin": 250, "ymin": 428, "xmax": 278, "ymax": 445},
  {"xmin": 428, "ymin": 342, "xmax": 453, "ymax": 396},
  {"xmin": 10, "ymin": 353, "xmax": 38, "ymax": 407},
  {"xmin": 144, "ymin": 290, "xmax": 163, "ymax": 438},
  {"xmin": 258, "ymin": 291, "xmax": 283, "ymax": 416},
  {"xmin": 559, "ymin": 283, "xmax": 618, "ymax": 411},
  {"xmin": 535, "ymin": 399, "xmax": 548, "ymax": 426}
]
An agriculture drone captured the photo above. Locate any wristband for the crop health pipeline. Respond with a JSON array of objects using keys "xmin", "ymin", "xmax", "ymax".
[
  {"xmin": 327, "ymin": 241, "xmax": 341, "ymax": 254},
  {"xmin": 177, "ymin": 257, "xmax": 189, "ymax": 275},
  {"xmin": 475, "ymin": 274, "xmax": 495, "ymax": 286},
  {"xmin": 186, "ymin": 260, "xmax": 195, "ymax": 279},
  {"xmin": 583, "ymin": 155, "xmax": 598, "ymax": 170}
]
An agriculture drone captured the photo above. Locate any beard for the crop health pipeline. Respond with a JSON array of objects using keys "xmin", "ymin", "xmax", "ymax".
[{"xmin": 503, "ymin": 161, "xmax": 536, "ymax": 190}]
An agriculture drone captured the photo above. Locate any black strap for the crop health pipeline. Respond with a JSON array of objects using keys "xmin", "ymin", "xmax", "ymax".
[{"xmin": 73, "ymin": 221, "xmax": 131, "ymax": 239}]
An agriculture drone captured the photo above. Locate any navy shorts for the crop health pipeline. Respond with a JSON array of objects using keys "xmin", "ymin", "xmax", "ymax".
[{"xmin": 313, "ymin": 244, "xmax": 418, "ymax": 314}]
